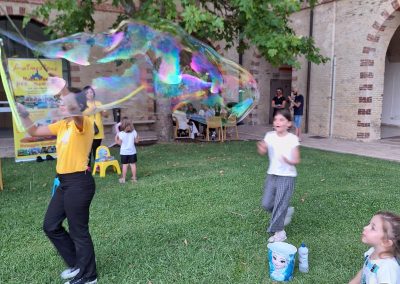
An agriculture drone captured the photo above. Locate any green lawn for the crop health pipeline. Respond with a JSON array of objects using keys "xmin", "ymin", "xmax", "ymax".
[{"xmin": 1, "ymin": 141, "xmax": 399, "ymax": 283}]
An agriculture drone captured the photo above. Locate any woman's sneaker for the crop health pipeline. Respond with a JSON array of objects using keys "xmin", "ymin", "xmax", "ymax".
[
  {"xmin": 64, "ymin": 276, "xmax": 97, "ymax": 284},
  {"xmin": 60, "ymin": 267, "xmax": 80, "ymax": 280},
  {"xmin": 268, "ymin": 230, "xmax": 287, "ymax": 243}
]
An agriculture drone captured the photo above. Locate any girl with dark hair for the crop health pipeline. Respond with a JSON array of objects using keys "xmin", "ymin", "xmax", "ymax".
[
  {"xmin": 18, "ymin": 88, "xmax": 98, "ymax": 284},
  {"xmin": 257, "ymin": 109, "xmax": 300, "ymax": 243}
]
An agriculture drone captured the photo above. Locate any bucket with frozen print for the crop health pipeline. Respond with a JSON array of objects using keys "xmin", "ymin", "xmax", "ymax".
[{"xmin": 267, "ymin": 242, "xmax": 297, "ymax": 282}]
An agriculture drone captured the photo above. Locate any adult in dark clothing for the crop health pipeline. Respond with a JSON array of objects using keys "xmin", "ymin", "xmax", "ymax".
[
  {"xmin": 289, "ymin": 87, "xmax": 304, "ymax": 141},
  {"xmin": 271, "ymin": 88, "xmax": 287, "ymax": 117}
]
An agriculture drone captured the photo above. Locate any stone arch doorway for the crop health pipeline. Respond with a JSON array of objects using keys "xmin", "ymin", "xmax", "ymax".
[
  {"xmin": 357, "ymin": 1, "xmax": 400, "ymax": 140},
  {"xmin": 382, "ymin": 25, "xmax": 400, "ymax": 138}
]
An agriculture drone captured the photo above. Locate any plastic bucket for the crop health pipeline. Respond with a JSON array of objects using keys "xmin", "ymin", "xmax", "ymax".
[{"xmin": 267, "ymin": 242, "xmax": 297, "ymax": 282}]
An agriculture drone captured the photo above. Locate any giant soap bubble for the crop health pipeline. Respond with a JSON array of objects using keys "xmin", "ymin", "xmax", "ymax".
[{"xmin": 0, "ymin": 19, "xmax": 259, "ymax": 131}]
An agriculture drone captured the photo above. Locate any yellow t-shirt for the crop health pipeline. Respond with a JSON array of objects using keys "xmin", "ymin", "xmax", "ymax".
[
  {"xmin": 48, "ymin": 117, "xmax": 94, "ymax": 174},
  {"xmin": 86, "ymin": 101, "xmax": 105, "ymax": 139}
]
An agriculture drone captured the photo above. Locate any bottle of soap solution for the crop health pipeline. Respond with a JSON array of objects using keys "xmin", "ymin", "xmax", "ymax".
[{"xmin": 298, "ymin": 243, "xmax": 309, "ymax": 273}]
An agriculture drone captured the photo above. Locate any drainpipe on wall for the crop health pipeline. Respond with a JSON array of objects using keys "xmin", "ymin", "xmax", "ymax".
[
  {"xmin": 328, "ymin": 1, "xmax": 337, "ymax": 137},
  {"xmin": 238, "ymin": 52, "xmax": 243, "ymax": 102},
  {"xmin": 329, "ymin": 56, "xmax": 337, "ymax": 137},
  {"xmin": 305, "ymin": 8, "xmax": 314, "ymax": 133}
]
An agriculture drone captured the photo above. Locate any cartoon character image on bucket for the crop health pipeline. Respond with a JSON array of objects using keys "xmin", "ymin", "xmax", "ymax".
[{"xmin": 267, "ymin": 242, "xmax": 297, "ymax": 281}]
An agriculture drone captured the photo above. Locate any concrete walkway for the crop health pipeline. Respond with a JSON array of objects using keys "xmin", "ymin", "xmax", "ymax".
[
  {"xmin": 237, "ymin": 125, "xmax": 400, "ymax": 163},
  {"xmin": 1, "ymin": 125, "xmax": 399, "ymax": 163}
]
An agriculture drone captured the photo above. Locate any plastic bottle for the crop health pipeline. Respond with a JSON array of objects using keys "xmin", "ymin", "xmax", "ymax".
[{"xmin": 298, "ymin": 243, "xmax": 309, "ymax": 273}]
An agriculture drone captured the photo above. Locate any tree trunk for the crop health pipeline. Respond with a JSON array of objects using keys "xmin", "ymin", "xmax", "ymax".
[{"xmin": 155, "ymin": 97, "xmax": 173, "ymax": 141}]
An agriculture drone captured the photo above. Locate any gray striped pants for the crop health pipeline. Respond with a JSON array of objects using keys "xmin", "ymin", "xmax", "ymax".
[{"xmin": 261, "ymin": 174, "xmax": 296, "ymax": 233}]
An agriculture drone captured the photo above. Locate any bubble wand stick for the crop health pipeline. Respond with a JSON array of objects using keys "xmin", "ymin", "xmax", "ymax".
[{"xmin": 95, "ymin": 85, "xmax": 145, "ymax": 111}]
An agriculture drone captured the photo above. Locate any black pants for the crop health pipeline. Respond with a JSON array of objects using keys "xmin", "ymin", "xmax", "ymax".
[
  {"xmin": 88, "ymin": 139, "xmax": 102, "ymax": 167},
  {"xmin": 43, "ymin": 171, "xmax": 97, "ymax": 279}
]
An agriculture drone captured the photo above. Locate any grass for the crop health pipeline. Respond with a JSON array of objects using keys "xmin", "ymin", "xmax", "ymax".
[{"xmin": 1, "ymin": 141, "xmax": 400, "ymax": 283}]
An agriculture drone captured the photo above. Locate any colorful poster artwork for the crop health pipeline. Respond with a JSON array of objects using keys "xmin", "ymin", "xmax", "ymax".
[{"xmin": 8, "ymin": 58, "xmax": 62, "ymax": 162}]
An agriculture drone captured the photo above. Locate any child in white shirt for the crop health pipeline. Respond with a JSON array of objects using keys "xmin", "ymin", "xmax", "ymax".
[
  {"xmin": 257, "ymin": 109, "xmax": 300, "ymax": 243},
  {"xmin": 115, "ymin": 118, "xmax": 139, "ymax": 183}
]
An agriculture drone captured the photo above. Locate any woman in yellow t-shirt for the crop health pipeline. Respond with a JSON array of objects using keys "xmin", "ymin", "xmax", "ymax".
[
  {"xmin": 18, "ymin": 88, "xmax": 97, "ymax": 284},
  {"xmin": 83, "ymin": 86, "xmax": 108, "ymax": 170}
]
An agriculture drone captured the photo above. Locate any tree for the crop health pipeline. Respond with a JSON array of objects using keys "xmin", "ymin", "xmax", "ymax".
[{"xmin": 25, "ymin": 0, "xmax": 328, "ymax": 68}]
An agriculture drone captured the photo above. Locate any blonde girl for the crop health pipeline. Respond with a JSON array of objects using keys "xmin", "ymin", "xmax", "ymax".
[{"xmin": 115, "ymin": 118, "xmax": 139, "ymax": 183}]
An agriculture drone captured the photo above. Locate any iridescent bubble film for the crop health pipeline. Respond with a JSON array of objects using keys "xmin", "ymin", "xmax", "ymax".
[{"xmin": 0, "ymin": 20, "xmax": 259, "ymax": 131}]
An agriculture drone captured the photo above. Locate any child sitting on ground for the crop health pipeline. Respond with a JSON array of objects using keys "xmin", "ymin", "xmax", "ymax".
[
  {"xmin": 349, "ymin": 211, "xmax": 400, "ymax": 284},
  {"xmin": 115, "ymin": 118, "xmax": 139, "ymax": 183}
]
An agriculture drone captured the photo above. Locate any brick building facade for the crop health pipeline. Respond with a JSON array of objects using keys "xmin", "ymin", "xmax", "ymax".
[
  {"xmin": 224, "ymin": 0, "xmax": 400, "ymax": 141},
  {"xmin": 1, "ymin": 0, "xmax": 400, "ymax": 142},
  {"xmin": 289, "ymin": 0, "xmax": 400, "ymax": 141}
]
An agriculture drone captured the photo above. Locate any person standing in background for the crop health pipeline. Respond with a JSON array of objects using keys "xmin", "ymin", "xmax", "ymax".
[
  {"xmin": 271, "ymin": 88, "xmax": 287, "ymax": 118},
  {"xmin": 289, "ymin": 87, "xmax": 304, "ymax": 141},
  {"xmin": 115, "ymin": 118, "xmax": 139, "ymax": 183},
  {"xmin": 83, "ymin": 86, "xmax": 108, "ymax": 171}
]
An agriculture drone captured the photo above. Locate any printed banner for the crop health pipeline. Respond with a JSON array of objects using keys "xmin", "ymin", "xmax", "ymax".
[{"xmin": 9, "ymin": 59, "xmax": 62, "ymax": 162}]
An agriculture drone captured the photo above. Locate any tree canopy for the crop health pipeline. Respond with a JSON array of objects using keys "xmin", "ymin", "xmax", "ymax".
[{"xmin": 25, "ymin": 0, "xmax": 328, "ymax": 68}]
